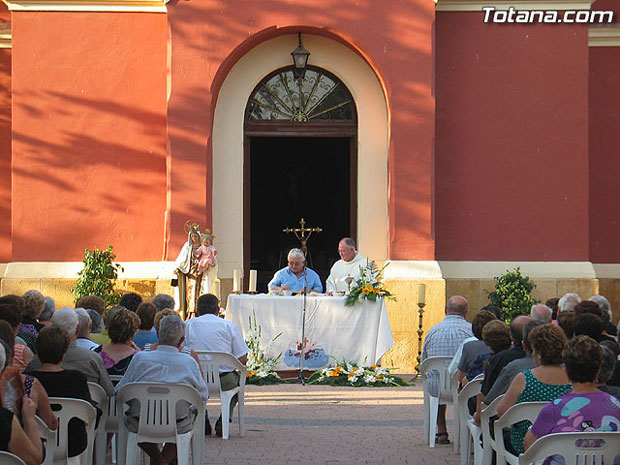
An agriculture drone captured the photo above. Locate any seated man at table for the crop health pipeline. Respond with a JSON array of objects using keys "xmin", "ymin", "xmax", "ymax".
[
  {"xmin": 268, "ymin": 248, "xmax": 323, "ymax": 293},
  {"xmin": 185, "ymin": 293, "xmax": 248, "ymax": 436},
  {"xmin": 326, "ymin": 237, "xmax": 367, "ymax": 294}
]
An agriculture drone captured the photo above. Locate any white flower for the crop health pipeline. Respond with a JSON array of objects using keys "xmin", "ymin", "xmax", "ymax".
[{"xmin": 363, "ymin": 374, "xmax": 376, "ymax": 384}]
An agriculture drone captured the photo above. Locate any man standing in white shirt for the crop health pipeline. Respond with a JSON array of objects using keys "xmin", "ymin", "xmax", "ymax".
[
  {"xmin": 185, "ymin": 294, "xmax": 249, "ymax": 436},
  {"xmin": 326, "ymin": 237, "xmax": 367, "ymax": 293}
]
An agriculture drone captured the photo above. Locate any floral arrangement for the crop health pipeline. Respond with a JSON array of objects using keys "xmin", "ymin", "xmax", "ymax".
[
  {"xmin": 307, "ymin": 360, "xmax": 409, "ymax": 387},
  {"xmin": 344, "ymin": 261, "xmax": 395, "ymax": 307},
  {"xmin": 245, "ymin": 311, "xmax": 284, "ymax": 385}
]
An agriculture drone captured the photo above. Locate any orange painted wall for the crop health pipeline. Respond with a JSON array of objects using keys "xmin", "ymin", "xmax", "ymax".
[
  {"xmin": 166, "ymin": 0, "xmax": 436, "ymax": 260},
  {"xmin": 0, "ymin": 4, "xmax": 11, "ymax": 262},
  {"xmin": 589, "ymin": 46, "xmax": 620, "ymax": 263},
  {"xmin": 434, "ymin": 12, "xmax": 589, "ymax": 261},
  {"xmin": 11, "ymin": 12, "xmax": 168, "ymax": 261}
]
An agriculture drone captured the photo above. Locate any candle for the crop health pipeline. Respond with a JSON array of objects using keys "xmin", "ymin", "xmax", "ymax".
[
  {"xmin": 213, "ymin": 279, "xmax": 221, "ymax": 300},
  {"xmin": 233, "ymin": 269, "xmax": 239, "ymax": 292},
  {"xmin": 418, "ymin": 283, "xmax": 426, "ymax": 304},
  {"xmin": 249, "ymin": 269, "xmax": 257, "ymax": 293}
]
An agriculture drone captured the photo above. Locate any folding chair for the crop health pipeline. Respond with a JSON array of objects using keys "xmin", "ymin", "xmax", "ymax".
[
  {"xmin": 480, "ymin": 394, "xmax": 505, "ymax": 465},
  {"xmin": 420, "ymin": 356, "xmax": 455, "ymax": 447},
  {"xmin": 195, "ymin": 350, "xmax": 247, "ymax": 439},
  {"xmin": 45, "ymin": 397, "xmax": 97, "ymax": 465},
  {"xmin": 494, "ymin": 402, "xmax": 547, "ymax": 465},
  {"xmin": 458, "ymin": 376, "xmax": 484, "ymax": 465},
  {"xmin": 0, "ymin": 451, "xmax": 28, "ymax": 465},
  {"xmin": 116, "ymin": 382, "xmax": 204, "ymax": 465},
  {"xmin": 518, "ymin": 432, "xmax": 620, "ymax": 465}
]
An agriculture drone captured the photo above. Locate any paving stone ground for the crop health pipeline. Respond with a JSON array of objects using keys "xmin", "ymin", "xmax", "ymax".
[{"xmin": 201, "ymin": 376, "xmax": 460, "ymax": 465}]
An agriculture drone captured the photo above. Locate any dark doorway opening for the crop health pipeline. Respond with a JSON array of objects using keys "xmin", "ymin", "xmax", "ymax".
[{"xmin": 247, "ymin": 137, "xmax": 356, "ymax": 292}]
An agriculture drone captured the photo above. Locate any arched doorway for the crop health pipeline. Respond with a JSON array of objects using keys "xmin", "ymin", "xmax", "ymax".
[{"xmin": 243, "ymin": 65, "xmax": 358, "ymax": 290}]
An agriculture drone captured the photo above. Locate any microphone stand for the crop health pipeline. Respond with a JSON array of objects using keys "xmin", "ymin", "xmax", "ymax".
[{"xmin": 299, "ymin": 264, "xmax": 308, "ymax": 385}]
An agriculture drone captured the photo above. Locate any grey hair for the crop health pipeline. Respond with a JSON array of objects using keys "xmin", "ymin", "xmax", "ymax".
[
  {"xmin": 158, "ymin": 315, "xmax": 186, "ymax": 345},
  {"xmin": 287, "ymin": 248, "xmax": 305, "ymax": 262},
  {"xmin": 152, "ymin": 294, "xmax": 176, "ymax": 312},
  {"xmin": 39, "ymin": 296, "xmax": 56, "ymax": 322},
  {"xmin": 87, "ymin": 309, "xmax": 105, "ymax": 333},
  {"xmin": 340, "ymin": 237, "xmax": 356, "ymax": 249},
  {"xmin": 0, "ymin": 342, "xmax": 5, "ymax": 373},
  {"xmin": 52, "ymin": 307, "xmax": 79, "ymax": 337},
  {"xmin": 530, "ymin": 304, "xmax": 552, "ymax": 323},
  {"xmin": 558, "ymin": 293, "xmax": 581, "ymax": 312},
  {"xmin": 590, "ymin": 295, "xmax": 612, "ymax": 323},
  {"xmin": 74, "ymin": 308, "xmax": 92, "ymax": 337},
  {"xmin": 599, "ymin": 346, "xmax": 616, "ymax": 383}
]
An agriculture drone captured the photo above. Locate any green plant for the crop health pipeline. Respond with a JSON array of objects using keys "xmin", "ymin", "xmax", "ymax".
[
  {"xmin": 71, "ymin": 246, "xmax": 124, "ymax": 308},
  {"xmin": 488, "ymin": 267, "xmax": 537, "ymax": 322}
]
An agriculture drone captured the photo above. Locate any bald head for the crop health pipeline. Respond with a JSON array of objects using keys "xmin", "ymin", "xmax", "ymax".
[
  {"xmin": 510, "ymin": 315, "xmax": 531, "ymax": 345},
  {"xmin": 446, "ymin": 296, "xmax": 468, "ymax": 316},
  {"xmin": 530, "ymin": 304, "xmax": 552, "ymax": 323}
]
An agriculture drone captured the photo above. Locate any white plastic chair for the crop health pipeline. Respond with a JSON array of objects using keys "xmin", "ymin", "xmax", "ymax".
[
  {"xmin": 518, "ymin": 431, "xmax": 620, "ymax": 465},
  {"xmin": 0, "ymin": 451, "xmax": 27, "ymax": 465},
  {"xmin": 46, "ymin": 397, "xmax": 97, "ymax": 465},
  {"xmin": 195, "ymin": 350, "xmax": 247, "ymax": 440},
  {"xmin": 480, "ymin": 394, "xmax": 505, "ymax": 465},
  {"xmin": 494, "ymin": 402, "xmax": 547, "ymax": 465},
  {"xmin": 451, "ymin": 371, "xmax": 461, "ymax": 453},
  {"xmin": 420, "ymin": 356, "xmax": 455, "ymax": 447},
  {"xmin": 116, "ymin": 382, "xmax": 205, "ymax": 465},
  {"xmin": 87, "ymin": 382, "xmax": 109, "ymax": 465},
  {"xmin": 35, "ymin": 414, "xmax": 57, "ymax": 463},
  {"xmin": 458, "ymin": 376, "xmax": 484, "ymax": 465}
]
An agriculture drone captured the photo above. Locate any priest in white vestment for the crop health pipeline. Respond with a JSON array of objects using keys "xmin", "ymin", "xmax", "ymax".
[{"xmin": 326, "ymin": 237, "xmax": 368, "ymax": 293}]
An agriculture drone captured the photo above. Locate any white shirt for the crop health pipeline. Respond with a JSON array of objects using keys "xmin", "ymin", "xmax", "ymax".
[
  {"xmin": 116, "ymin": 345, "xmax": 209, "ymax": 419},
  {"xmin": 75, "ymin": 337, "xmax": 101, "ymax": 351},
  {"xmin": 326, "ymin": 252, "xmax": 368, "ymax": 293},
  {"xmin": 184, "ymin": 313, "xmax": 249, "ymax": 372}
]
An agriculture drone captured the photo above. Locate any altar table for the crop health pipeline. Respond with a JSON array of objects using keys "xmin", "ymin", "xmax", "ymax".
[{"xmin": 226, "ymin": 294, "xmax": 394, "ymax": 370}]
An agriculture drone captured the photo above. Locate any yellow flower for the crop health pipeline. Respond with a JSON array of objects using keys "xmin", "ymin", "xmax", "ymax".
[
  {"xmin": 370, "ymin": 365, "xmax": 377, "ymax": 370},
  {"xmin": 334, "ymin": 366, "xmax": 343, "ymax": 373},
  {"xmin": 363, "ymin": 284, "xmax": 373, "ymax": 295},
  {"xmin": 348, "ymin": 372, "xmax": 356, "ymax": 378},
  {"xmin": 329, "ymin": 370, "xmax": 338, "ymax": 377},
  {"xmin": 376, "ymin": 374, "xmax": 383, "ymax": 380},
  {"xmin": 249, "ymin": 370, "xmax": 257, "ymax": 377}
]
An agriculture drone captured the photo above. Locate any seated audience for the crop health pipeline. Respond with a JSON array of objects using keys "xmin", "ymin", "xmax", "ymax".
[
  {"xmin": 0, "ymin": 304, "xmax": 34, "ymax": 371},
  {"xmin": 74, "ymin": 308, "xmax": 101, "ymax": 351},
  {"xmin": 119, "ymin": 292, "xmax": 142, "ymax": 312},
  {"xmin": 557, "ymin": 309, "xmax": 576, "ymax": 339},
  {"xmin": 524, "ymin": 336, "xmax": 620, "ymax": 455},
  {"xmin": 97, "ymin": 308, "xmax": 140, "ymax": 375},
  {"xmin": 597, "ymin": 346, "xmax": 620, "ymax": 400},
  {"xmin": 497, "ymin": 324, "xmax": 571, "ymax": 455},
  {"xmin": 90, "ymin": 305, "xmax": 123, "ymax": 347},
  {"xmin": 75, "ymin": 295, "xmax": 106, "ymax": 316},
  {"xmin": 457, "ymin": 310, "xmax": 496, "ymax": 384},
  {"xmin": 480, "ymin": 315, "xmax": 530, "ymax": 401},
  {"xmin": 546, "ymin": 297, "xmax": 559, "ymax": 321},
  {"xmin": 116, "ymin": 315, "xmax": 209, "ymax": 465},
  {"xmin": 133, "ymin": 302, "xmax": 159, "ymax": 349},
  {"xmin": 28, "ymin": 326, "xmax": 98, "ymax": 458},
  {"xmin": 574, "ymin": 312, "xmax": 604, "ymax": 342},
  {"xmin": 0, "ymin": 343, "xmax": 43, "ymax": 465},
  {"xmin": 26, "ymin": 307, "xmax": 114, "ymax": 396},
  {"xmin": 152, "ymin": 294, "xmax": 176, "ymax": 312},
  {"xmin": 590, "ymin": 294, "xmax": 617, "ymax": 337},
  {"xmin": 39, "ymin": 296, "xmax": 56, "ymax": 327},
  {"xmin": 558, "ymin": 292, "xmax": 581, "ymax": 313},
  {"xmin": 87, "ymin": 309, "xmax": 105, "ymax": 335},
  {"xmin": 574, "ymin": 300, "xmax": 613, "ymax": 343},
  {"xmin": 18, "ymin": 290, "xmax": 46, "ymax": 353},
  {"xmin": 530, "ymin": 304, "xmax": 552, "ymax": 323},
  {"xmin": 602, "ymin": 339, "xmax": 620, "ymax": 388}
]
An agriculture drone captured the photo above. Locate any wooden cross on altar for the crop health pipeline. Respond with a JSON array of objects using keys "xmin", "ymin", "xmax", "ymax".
[{"xmin": 283, "ymin": 218, "xmax": 322, "ymax": 256}]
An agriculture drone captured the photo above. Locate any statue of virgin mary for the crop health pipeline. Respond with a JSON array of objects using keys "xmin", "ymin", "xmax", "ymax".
[{"xmin": 174, "ymin": 221, "xmax": 209, "ymax": 318}]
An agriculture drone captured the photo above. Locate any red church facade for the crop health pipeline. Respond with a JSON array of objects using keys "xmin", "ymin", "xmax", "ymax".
[{"xmin": 0, "ymin": 0, "xmax": 618, "ymax": 369}]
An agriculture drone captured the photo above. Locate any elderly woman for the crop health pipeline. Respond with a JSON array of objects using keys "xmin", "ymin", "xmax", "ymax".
[
  {"xmin": 524, "ymin": 336, "xmax": 620, "ymax": 454},
  {"xmin": 0, "ymin": 304, "xmax": 34, "ymax": 371},
  {"xmin": 17, "ymin": 290, "xmax": 46, "ymax": 353},
  {"xmin": 97, "ymin": 308, "xmax": 140, "ymax": 375},
  {"xmin": 39, "ymin": 296, "xmax": 55, "ymax": 327},
  {"xmin": 28, "ymin": 325, "xmax": 98, "ymax": 459},
  {"xmin": 0, "ymin": 343, "xmax": 43, "ymax": 465},
  {"xmin": 497, "ymin": 324, "xmax": 571, "ymax": 455},
  {"xmin": 133, "ymin": 302, "xmax": 159, "ymax": 349}
]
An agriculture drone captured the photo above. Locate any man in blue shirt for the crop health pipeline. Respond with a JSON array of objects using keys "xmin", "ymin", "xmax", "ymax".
[{"xmin": 268, "ymin": 248, "xmax": 323, "ymax": 293}]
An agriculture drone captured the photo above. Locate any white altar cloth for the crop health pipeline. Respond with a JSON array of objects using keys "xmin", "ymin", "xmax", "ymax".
[{"xmin": 226, "ymin": 294, "xmax": 394, "ymax": 370}]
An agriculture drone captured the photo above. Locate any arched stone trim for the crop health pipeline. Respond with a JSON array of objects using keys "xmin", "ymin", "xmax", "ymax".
[{"xmin": 212, "ymin": 33, "xmax": 388, "ymax": 277}]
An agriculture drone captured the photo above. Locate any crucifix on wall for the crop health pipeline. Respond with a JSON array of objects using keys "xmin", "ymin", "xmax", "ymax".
[{"xmin": 282, "ymin": 218, "xmax": 322, "ymax": 257}]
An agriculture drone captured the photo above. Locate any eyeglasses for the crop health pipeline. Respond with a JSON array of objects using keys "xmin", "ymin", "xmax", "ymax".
[{"xmin": 288, "ymin": 261, "xmax": 303, "ymax": 266}]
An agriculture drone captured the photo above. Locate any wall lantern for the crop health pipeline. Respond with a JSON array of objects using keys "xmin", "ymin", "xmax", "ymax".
[{"xmin": 291, "ymin": 32, "xmax": 310, "ymax": 80}]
